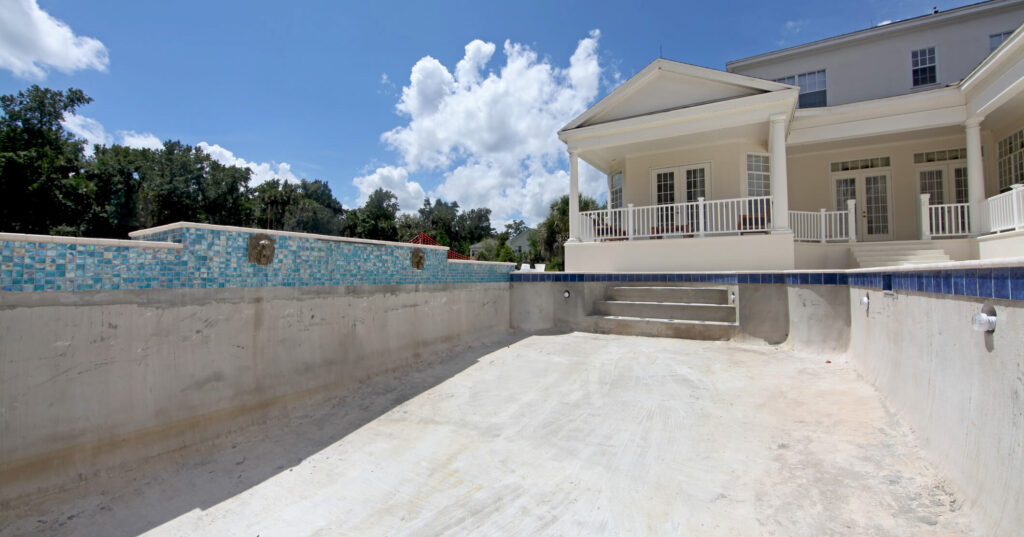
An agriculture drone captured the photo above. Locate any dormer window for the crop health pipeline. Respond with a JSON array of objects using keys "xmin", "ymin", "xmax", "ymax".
[
  {"xmin": 911, "ymin": 47, "xmax": 936, "ymax": 86},
  {"xmin": 773, "ymin": 70, "xmax": 826, "ymax": 108},
  {"xmin": 990, "ymin": 31, "xmax": 1013, "ymax": 52}
]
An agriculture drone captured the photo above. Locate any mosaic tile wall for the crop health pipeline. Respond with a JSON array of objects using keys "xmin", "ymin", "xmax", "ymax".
[
  {"xmin": 0, "ymin": 241, "xmax": 186, "ymax": 292},
  {"xmin": 511, "ymin": 267, "xmax": 1024, "ymax": 302},
  {"xmin": 1, "ymin": 226, "xmax": 513, "ymax": 292}
]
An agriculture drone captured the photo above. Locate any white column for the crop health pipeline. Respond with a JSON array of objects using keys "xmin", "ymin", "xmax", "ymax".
[
  {"xmin": 846, "ymin": 199, "xmax": 857, "ymax": 243},
  {"xmin": 965, "ymin": 117, "xmax": 985, "ymax": 235},
  {"xmin": 920, "ymin": 193, "xmax": 932, "ymax": 240},
  {"xmin": 567, "ymin": 151, "xmax": 580, "ymax": 242},
  {"xmin": 769, "ymin": 114, "xmax": 791, "ymax": 232}
]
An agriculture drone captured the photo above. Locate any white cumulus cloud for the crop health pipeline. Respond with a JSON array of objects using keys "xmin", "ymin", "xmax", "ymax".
[
  {"xmin": 61, "ymin": 113, "xmax": 112, "ymax": 155},
  {"xmin": 198, "ymin": 142, "xmax": 299, "ymax": 186},
  {"xmin": 352, "ymin": 165, "xmax": 426, "ymax": 214},
  {"xmin": 119, "ymin": 130, "xmax": 163, "ymax": 150},
  {"xmin": 366, "ymin": 30, "xmax": 605, "ymax": 225},
  {"xmin": 0, "ymin": 0, "xmax": 109, "ymax": 79},
  {"xmin": 62, "ymin": 115, "xmax": 165, "ymax": 154}
]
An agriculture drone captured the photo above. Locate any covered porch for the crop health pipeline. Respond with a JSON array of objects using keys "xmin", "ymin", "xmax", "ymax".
[
  {"xmin": 557, "ymin": 43, "xmax": 1024, "ymax": 271},
  {"xmin": 558, "ymin": 60, "xmax": 799, "ymax": 271}
]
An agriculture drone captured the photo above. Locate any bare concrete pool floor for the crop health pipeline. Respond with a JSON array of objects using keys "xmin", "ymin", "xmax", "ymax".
[{"xmin": 1, "ymin": 332, "xmax": 977, "ymax": 536}]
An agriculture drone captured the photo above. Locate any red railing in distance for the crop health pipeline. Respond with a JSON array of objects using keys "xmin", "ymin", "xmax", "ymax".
[{"xmin": 408, "ymin": 232, "xmax": 470, "ymax": 260}]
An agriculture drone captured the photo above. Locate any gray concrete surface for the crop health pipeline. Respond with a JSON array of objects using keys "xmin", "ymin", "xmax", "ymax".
[
  {"xmin": 785, "ymin": 284, "xmax": 851, "ymax": 353},
  {"xmin": 848, "ymin": 289, "xmax": 1024, "ymax": 537},
  {"xmin": 2, "ymin": 332, "xmax": 979, "ymax": 536},
  {"xmin": 0, "ymin": 283, "xmax": 511, "ymax": 504},
  {"xmin": 737, "ymin": 283, "xmax": 790, "ymax": 344}
]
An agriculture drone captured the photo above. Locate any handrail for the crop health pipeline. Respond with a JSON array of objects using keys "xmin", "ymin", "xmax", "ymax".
[{"xmin": 980, "ymin": 184, "xmax": 1024, "ymax": 234}]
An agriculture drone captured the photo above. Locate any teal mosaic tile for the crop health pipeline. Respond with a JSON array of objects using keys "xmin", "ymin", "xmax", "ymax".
[{"xmin": 1, "ymin": 226, "xmax": 513, "ymax": 293}]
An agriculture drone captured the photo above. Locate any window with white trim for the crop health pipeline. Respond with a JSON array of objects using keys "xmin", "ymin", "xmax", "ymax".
[
  {"xmin": 913, "ymin": 148, "xmax": 966, "ymax": 164},
  {"xmin": 746, "ymin": 154, "xmax": 770, "ymax": 196},
  {"xmin": 609, "ymin": 172, "xmax": 623, "ymax": 209},
  {"xmin": 655, "ymin": 171, "xmax": 675, "ymax": 205},
  {"xmin": 911, "ymin": 47, "xmax": 936, "ymax": 86},
  {"xmin": 990, "ymin": 31, "xmax": 1013, "ymax": 52},
  {"xmin": 774, "ymin": 70, "xmax": 826, "ymax": 108},
  {"xmin": 998, "ymin": 127, "xmax": 1024, "ymax": 191},
  {"xmin": 830, "ymin": 156, "xmax": 890, "ymax": 172},
  {"xmin": 919, "ymin": 169, "xmax": 945, "ymax": 205}
]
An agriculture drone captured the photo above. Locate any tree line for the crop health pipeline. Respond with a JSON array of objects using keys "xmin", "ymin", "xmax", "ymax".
[{"xmin": 0, "ymin": 85, "xmax": 598, "ymax": 267}]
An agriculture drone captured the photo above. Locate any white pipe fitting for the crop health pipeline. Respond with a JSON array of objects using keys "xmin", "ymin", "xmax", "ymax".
[{"xmin": 971, "ymin": 311, "xmax": 997, "ymax": 333}]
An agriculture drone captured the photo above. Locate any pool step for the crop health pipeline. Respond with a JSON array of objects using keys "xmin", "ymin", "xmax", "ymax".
[
  {"xmin": 594, "ymin": 300, "xmax": 736, "ymax": 323},
  {"xmin": 585, "ymin": 285, "xmax": 737, "ymax": 341},
  {"xmin": 585, "ymin": 315, "xmax": 737, "ymax": 341},
  {"xmin": 607, "ymin": 286, "xmax": 728, "ymax": 304},
  {"xmin": 851, "ymin": 242, "xmax": 952, "ymax": 268}
]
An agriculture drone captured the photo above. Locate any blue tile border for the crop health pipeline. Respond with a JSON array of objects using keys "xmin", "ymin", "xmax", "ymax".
[{"xmin": 511, "ymin": 267, "xmax": 1024, "ymax": 302}]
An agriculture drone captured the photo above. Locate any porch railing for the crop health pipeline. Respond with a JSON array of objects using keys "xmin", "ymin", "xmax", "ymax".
[
  {"xmin": 918, "ymin": 194, "xmax": 970, "ymax": 239},
  {"xmin": 980, "ymin": 184, "xmax": 1024, "ymax": 234},
  {"xmin": 791, "ymin": 208, "xmax": 851, "ymax": 242},
  {"xmin": 578, "ymin": 196, "xmax": 772, "ymax": 242}
]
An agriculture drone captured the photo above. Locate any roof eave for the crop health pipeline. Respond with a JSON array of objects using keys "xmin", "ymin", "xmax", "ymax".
[{"xmin": 727, "ymin": 0, "xmax": 1021, "ymax": 71}]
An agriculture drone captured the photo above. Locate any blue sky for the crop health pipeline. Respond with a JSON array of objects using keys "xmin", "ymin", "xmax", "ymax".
[{"xmin": 0, "ymin": 0, "xmax": 973, "ymax": 224}]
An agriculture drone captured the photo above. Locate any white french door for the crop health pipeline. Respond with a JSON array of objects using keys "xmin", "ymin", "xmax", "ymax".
[
  {"xmin": 833, "ymin": 171, "xmax": 893, "ymax": 241},
  {"xmin": 651, "ymin": 163, "xmax": 709, "ymax": 233},
  {"xmin": 917, "ymin": 165, "xmax": 968, "ymax": 205}
]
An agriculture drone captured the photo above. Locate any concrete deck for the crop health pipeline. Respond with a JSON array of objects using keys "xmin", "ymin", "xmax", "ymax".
[{"xmin": 1, "ymin": 333, "xmax": 977, "ymax": 536}]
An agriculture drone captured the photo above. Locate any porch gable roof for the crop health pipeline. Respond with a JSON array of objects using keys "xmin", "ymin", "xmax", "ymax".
[{"xmin": 560, "ymin": 59, "xmax": 794, "ymax": 132}]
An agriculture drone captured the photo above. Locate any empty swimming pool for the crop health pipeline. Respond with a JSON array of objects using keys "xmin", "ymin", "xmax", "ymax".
[{"xmin": 0, "ymin": 333, "xmax": 984, "ymax": 536}]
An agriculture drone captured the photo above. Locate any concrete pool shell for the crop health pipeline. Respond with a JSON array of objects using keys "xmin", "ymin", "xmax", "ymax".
[
  {"xmin": 1, "ymin": 333, "xmax": 979, "ymax": 536},
  {"xmin": 1, "ymin": 250, "xmax": 1023, "ymax": 535}
]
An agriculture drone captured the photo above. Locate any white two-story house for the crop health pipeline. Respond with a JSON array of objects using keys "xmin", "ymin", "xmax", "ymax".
[{"xmin": 559, "ymin": 0, "xmax": 1024, "ymax": 271}]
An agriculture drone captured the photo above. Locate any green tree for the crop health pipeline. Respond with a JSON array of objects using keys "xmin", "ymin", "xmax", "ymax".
[
  {"xmin": 396, "ymin": 213, "xmax": 426, "ymax": 241},
  {"xmin": 136, "ymin": 140, "xmax": 210, "ymax": 227},
  {"xmin": 81, "ymin": 144, "xmax": 146, "ymax": 238},
  {"xmin": 504, "ymin": 219, "xmax": 527, "ymax": 238},
  {"xmin": 201, "ymin": 160, "xmax": 252, "ymax": 225},
  {"xmin": 537, "ymin": 194, "xmax": 601, "ymax": 271},
  {"xmin": 344, "ymin": 188, "xmax": 399, "ymax": 240},
  {"xmin": 0, "ymin": 85, "xmax": 92, "ymax": 234},
  {"xmin": 250, "ymin": 179, "xmax": 300, "ymax": 230}
]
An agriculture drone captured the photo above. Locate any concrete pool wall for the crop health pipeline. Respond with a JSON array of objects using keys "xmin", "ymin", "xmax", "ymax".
[
  {"xmin": 848, "ymin": 283, "xmax": 1024, "ymax": 536},
  {"xmin": 0, "ymin": 283, "xmax": 512, "ymax": 505},
  {"xmin": 509, "ymin": 266, "xmax": 1023, "ymax": 536},
  {"xmin": 2, "ymin": 223, "xmax": 1023, "ymax": 535},
  {"xmin": 0, "ymin": 223, "xmax": 515, "ymax": 504}
]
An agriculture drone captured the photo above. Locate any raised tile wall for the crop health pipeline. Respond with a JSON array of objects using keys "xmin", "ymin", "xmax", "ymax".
[{"xmin": 1, "ymin": 225, "xmax": 513, "ymax": 292}]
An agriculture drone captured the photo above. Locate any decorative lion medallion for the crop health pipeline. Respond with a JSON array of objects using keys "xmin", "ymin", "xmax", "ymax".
[
  {"xmin": 247, "ymin": 233, "xmax": 276, "ymax": 265},
  {"xmin": 410, "ymin": 248, "xmax": 425, "ymax": 270}
]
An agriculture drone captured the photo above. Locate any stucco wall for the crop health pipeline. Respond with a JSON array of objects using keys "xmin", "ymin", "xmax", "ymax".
[
  {"xmin": 978, "ymin": 230, "xmax": 1024, "ymax": 258},
  {"xmin": 846, "ymin": 288, "xmax": 1024, "ymax": 537},
  {"xmin": 0, "ymin": 283, "xmax": 511, "ymax": 503},
  {"xmin": 565, "ymin": 234, "xmax": 796, "ymax": 272},
  {"xmin": 728, "ymin": 4, "xmax": 1024, "ymax": 106},
  {"xmin": 620, "ymin": 140, "xmax": 767, "ymax": 208}
]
